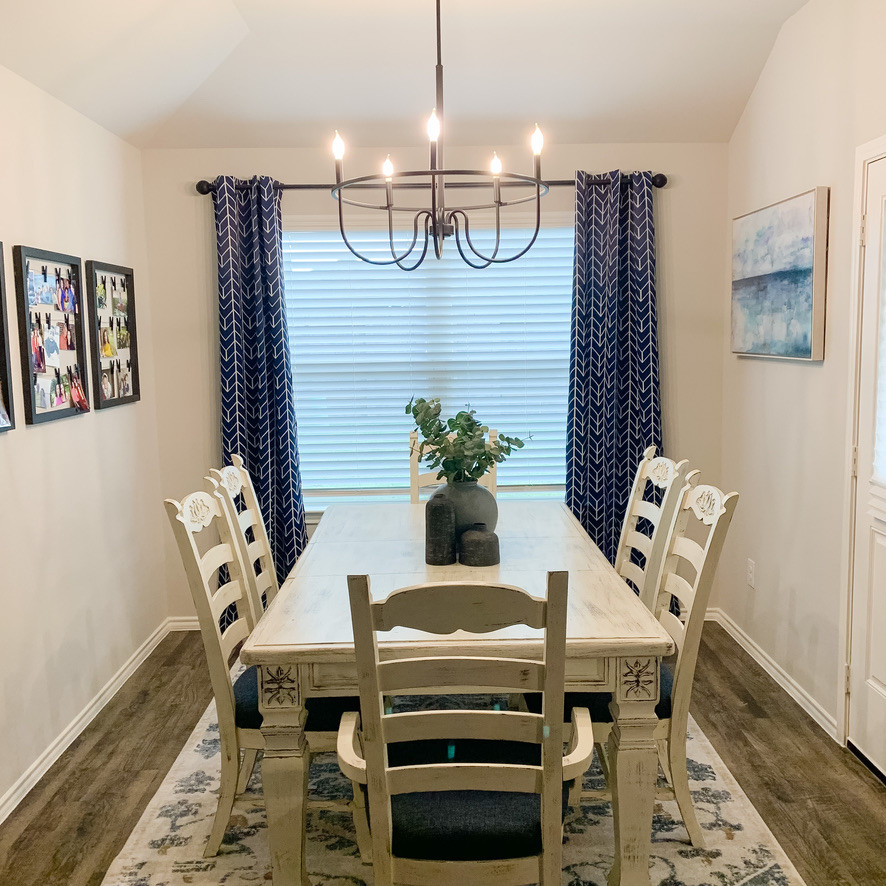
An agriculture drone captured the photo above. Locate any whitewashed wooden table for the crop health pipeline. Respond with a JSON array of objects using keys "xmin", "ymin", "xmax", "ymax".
[{"xmin": 241, "ymin": 500, "xmax": 675, "ymax": 886}]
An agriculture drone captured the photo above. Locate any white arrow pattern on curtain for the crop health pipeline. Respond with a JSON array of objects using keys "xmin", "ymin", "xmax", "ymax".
[
  {"xmin": 567, "ymin": 170, "xmax": 662, "ymax": 564},
  {"xmin": 214, "ymin": 176, "xmax": 308, "ymax": 615}
]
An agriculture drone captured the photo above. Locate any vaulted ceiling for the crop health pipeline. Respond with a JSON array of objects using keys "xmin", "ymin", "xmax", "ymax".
[{"xmin": 0, "ymin": 0, "xmax": 808, "ymax": 149}]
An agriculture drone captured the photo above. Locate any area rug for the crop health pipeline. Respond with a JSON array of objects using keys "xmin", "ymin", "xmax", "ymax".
[{"xmin": 101, "ymin": 699, "xmax": 806, "ymax": 886}]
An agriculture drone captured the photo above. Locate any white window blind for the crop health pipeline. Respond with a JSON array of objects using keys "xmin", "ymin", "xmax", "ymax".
[
  {"xmin": 281, "ymin": 225, "xmax": 573, "ymax": 504},
  {"xmin": 874, "ymin": 207, "xmax": 886, "ymax": 484}
]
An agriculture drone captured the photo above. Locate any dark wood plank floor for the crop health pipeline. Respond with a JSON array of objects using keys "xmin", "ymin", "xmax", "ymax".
[
  {"xmin": 1, "ymin": 623, "xmax": 884, "ymax": 885},
  {"xmin": 0, "ymin": 631, "xmax": 214, "ymax": 886},
  {"xmin": 691, "ymin": 623, "xmax": 886, "ymax": 886}
]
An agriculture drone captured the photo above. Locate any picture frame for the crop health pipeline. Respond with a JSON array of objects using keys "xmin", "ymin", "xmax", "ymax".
[
  {"xmin": 13, "ymin": 246, "xmax": 90, "ymax": 424},
  {"xmin": 0, "ymin": 244, "xmax": 14, "ymax": 432},
  {"xmin": 86, "ymin": 261, "xmax": 140, "ymax": 409},
  {"xmin": 731, "ymin": 186, "xmax": 829, "ymax": 361}
]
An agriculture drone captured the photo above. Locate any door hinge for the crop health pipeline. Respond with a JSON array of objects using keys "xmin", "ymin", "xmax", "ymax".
[
  {"xmin": 860, "ymin": 214, "xmax": 866, "ymax": 247},
  {"xmin": 845, "ymin": 663, "xmax": 852, "ymax": 696},
  {"xmin": 851, "ymin": 445, "xmax": 859, "ymax": 478}
]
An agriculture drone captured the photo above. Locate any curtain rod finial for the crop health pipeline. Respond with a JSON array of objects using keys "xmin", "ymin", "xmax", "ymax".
[
  {"xmin": 196, "ymin": 180, "xmax": 213, "ymax": 195},
  {"xmin": 651, "ymin": 173, "xmax": 668, "ymax": 189}
]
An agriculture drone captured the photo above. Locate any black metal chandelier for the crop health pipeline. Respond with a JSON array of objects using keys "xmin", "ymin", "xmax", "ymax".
[{"xmin": 330, "ymin": 0, "xmax": 548, "ymax": 271}]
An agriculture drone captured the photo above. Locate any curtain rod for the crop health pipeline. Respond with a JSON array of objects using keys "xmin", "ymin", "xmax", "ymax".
[{"xmin": 194, "ymin": 173, "xmax": 667, "ymax": 195}]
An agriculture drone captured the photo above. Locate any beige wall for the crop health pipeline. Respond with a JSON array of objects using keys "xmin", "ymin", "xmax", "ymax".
[
  {"xmin": 0, "ymin": 66, "xmax": 165, "ymax": 806},
  {"xmin": 719, "ymin": 0, "xmax": 886, "ymax": 729},
  {"xmin": 141, "ymin": 142, "xmax": 728, "ymax": 616}
]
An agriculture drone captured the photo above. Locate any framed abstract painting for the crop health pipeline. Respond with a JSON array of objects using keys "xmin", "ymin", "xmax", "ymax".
[{"xmin": 731, "ymin": 187, "xmax": 829, "ymax": 361}]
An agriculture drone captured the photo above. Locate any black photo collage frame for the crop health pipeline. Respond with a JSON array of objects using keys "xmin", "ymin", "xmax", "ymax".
[
  {"xmin": 0, "ymin": 245, "xmax": 13, "ymax": 432},
  {"xmin": 86, "ymin": 261, "xmax": 140, "ymax": 409},
  {"xmin": 13, "ymin": 246, "xmax": 90, "ymax": 425}
]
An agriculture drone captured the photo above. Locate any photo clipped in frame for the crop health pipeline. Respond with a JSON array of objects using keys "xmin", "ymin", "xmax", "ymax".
[
  {"xmin": 0, "ymin": 244, "xmax": 14, "ymax": 431},
  {"xmin": 13, "ymin": 246, "xmax": 90, "ymax": 425},
  {"xmin": 86, "ymin": 261, "xmax": 139, "ymax": 409}
]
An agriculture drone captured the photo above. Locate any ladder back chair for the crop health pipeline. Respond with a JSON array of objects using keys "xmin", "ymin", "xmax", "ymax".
[
  {"xmin": 209, "ymin": 454, "xmax": 279, "ymax": 619},
  {"xmin": 614, "ymin": 445, "xmax": 690, "ymax": 611},
  {"xmin": 165, "ymin": 484, "xmax": 365, "ymax": 858},
  {"xmin": 561, "ymin": 474, "xmax": 738, "ymax": 849},
  {"xmin": 337, "ymin": 572, "xmax": 595, "ymax": 886},
  {"xmin": 165, "ymin": 488, "xmax": 264, "ymax": 856},
  {"xmin": 409, "ymin": 428, "xmax": 498, "ymax": 502}
]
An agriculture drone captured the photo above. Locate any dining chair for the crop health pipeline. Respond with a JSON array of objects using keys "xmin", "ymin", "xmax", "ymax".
[
  {"xmin": 165, "ymin": 485, "xmax": 365, "ymax": 858},
  {"xmin": 558, "ymin": 473, "xmax": 738, "ymax": 848},
  {"xmin": 614, "ymin": 445, "xmax": 690, "ymax": 611},
  {"xmin": 337, "ymin": 572, "xmax": 595, "ymax": 885},
  {"xmin": 409, "ymin": 428, "xmax": 498, "ymax": 502},
  {"xmin": 208, "ymin": 454, "xmax": 279, "ymax": 620}
]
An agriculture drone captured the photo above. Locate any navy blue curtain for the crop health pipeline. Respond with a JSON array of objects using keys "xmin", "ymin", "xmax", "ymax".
[
  {"xmin": 567, "ymin": 170, "xmax": 662, "ymax": 563},
  {"xmin": 213, "ymin": 175, "xmax": 308, "ymax": 579}
]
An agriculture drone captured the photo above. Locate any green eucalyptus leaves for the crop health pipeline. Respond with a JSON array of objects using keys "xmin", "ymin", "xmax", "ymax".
[{"xmin": 406, "ymin": 396, "xmax": 525, "ymax": 484}]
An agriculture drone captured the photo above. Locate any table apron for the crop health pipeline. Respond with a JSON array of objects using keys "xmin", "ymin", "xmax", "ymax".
[{"xmin": 255, "ymin": 654, "xmax": 664, "ymax": 711}]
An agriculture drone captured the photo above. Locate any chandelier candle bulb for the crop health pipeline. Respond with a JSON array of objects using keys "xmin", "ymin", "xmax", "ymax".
[
  {"xmin": 427, "ymin": 109, "xmax": 440, "ymax": 142},
  {"xmin": 332, "ymin": 130, "xmax": 345, "ymax": 160},
  {"xmin": 491, "ymin": 152, "xmax": 502, "ymax": 203},
  {"xmin": 531, "ymin": 126, "xmax": 543, "ymax": 180},
  {"xmin": 383, "ymin": 155, "xmax": 394, "ymax": 207},
  {"xmin": 428, "ymin": 110, "xmax": 439, "ymax": 170},
  {"xmin": 332, "ymin": 131, "xmax": 345, "ymax": 184}
]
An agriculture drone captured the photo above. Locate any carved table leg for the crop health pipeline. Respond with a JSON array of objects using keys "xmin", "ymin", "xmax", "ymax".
[
  {"xmin": 259, "ymin": 666, "xmax": 312, "ymax": 886},
  {"xmin": 607, "ymin": 657, "xmax": 660, "ymax": 886}
]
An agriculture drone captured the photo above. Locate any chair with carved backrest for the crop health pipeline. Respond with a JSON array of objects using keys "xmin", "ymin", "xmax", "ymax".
[
  {"xmin": 337, "ymin": 572, "xmax": 595, "ymax": 886},
  {"xmin": 409, "ymin": 428, "xmax": 498, "ymax": 502},
  {"xmin": 165, "ymin": 483, "xmax": 366, "ymax": 858},
  {"xmin": 614, "ymin": 445, "xmax": 691, "ymax": 611},
  {"xmin": 559, "ymin": 473, "xmax": 738, "ymax": 848},
  {"xmin": 208, "ymin": 454, "xmax": 279, "ymax": 621}
]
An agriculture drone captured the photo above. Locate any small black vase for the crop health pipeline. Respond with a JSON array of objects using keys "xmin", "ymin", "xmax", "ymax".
[
  {"xmin": 458, "ymin": 522, "xmax": 500, "ymax": 567},
  {"xmin": 425, "ymin": 494, "xmax": 457, "ymax": 565}
]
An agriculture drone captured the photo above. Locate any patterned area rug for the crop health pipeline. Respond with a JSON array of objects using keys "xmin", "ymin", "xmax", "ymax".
[{"xmin": 101, "ymin": 699, "xmax": 806, "ymax": 886}]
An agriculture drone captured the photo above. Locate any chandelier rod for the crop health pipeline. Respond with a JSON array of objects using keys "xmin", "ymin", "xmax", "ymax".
[{"xmin": 195, "ymin": 175, "xmax": 668, "ymax": 195}]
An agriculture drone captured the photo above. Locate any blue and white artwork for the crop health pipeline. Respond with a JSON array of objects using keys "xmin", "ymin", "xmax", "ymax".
[{"xmin": 732, "ymin": 188, "xmax": 827, "ymax": 360}]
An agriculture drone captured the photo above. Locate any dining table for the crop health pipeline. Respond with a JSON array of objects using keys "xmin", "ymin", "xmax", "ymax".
[{"xmin": 240, "ymin": 499, "xmax": 675, "ymax": 886}]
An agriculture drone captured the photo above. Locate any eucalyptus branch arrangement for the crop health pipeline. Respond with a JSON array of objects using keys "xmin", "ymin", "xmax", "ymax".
[{"xmin": 406, "ymin": 396, "xmax": 525, "ymax": 484}]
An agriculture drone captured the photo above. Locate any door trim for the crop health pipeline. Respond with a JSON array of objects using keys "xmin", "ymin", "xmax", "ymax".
[{"xmin": 840, "ymin": 135, "xmax": 886, "ymax": 745}]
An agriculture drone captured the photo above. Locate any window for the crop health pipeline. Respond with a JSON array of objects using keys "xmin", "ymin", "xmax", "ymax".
[{"xmin": 282, "ymin": 223, "xmax": 573, "ymax": 508}]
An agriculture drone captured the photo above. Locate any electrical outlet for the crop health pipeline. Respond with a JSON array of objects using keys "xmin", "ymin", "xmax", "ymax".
[{"xmin": 746, "ymin": 558, "xmax": 756, "ymax": 589}]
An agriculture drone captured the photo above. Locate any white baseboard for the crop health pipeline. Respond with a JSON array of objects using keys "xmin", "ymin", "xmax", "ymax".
[
  {"xmin": 166, "ymin": 616, "xmax": 199, "ymax": 631},
  {"xmin": 705, "ymin": 607, "xmax": 839, "ymax": 741},
  {"xmin": 0, "ymin": 616, "xmax": 198, "ymax": 825}
]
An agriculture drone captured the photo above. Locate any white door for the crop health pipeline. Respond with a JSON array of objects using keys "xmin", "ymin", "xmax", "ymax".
[{"xmin": 849, "ymin": 155, "xmax": 886, "ymax": 775}]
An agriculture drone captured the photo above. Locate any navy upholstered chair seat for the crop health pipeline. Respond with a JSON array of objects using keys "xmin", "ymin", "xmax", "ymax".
[
  {"xmin": 233, "ymin": 665, "xmax": 359, "ymax": 731},
  {"xmin": 380, "ymin": 738, "xmax": 570, "ymax": 862},
  {"xmin": 525, "ymin": 661, "xmax": 674, "ymax": 722},
  {"xmin": 391, "ymin": 790, "xmax": 551, "ymax": 861}
]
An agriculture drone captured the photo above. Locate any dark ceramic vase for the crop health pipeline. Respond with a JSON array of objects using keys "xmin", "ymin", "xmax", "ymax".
[
  {"xmin": 459, "ymin": 523, "xmax": 501, "ymax": 566},
  {"xmin": 431, "ymin": 479, "xmax": 498, "ymax": 536},
  {"xmin": 425, "ymin": 495, "xmax": 457, "ymax": 565}
]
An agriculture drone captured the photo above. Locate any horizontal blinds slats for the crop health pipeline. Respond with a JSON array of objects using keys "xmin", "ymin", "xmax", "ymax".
[{"xmin": 283, "ymin": 226, "xmax": 572, "ymax": 492}]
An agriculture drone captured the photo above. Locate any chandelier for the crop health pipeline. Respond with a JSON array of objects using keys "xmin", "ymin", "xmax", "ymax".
[{"xmin": 330, "ymin": 0, "xmax": 548, "ymax": 271}]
